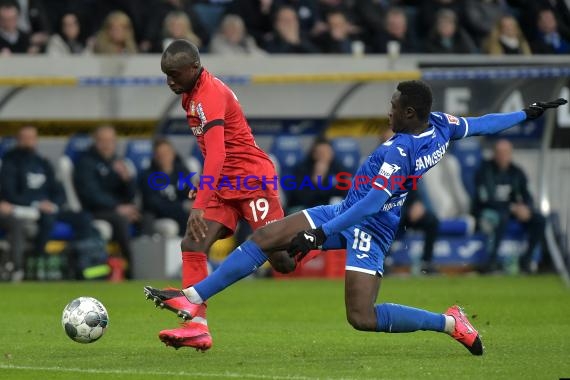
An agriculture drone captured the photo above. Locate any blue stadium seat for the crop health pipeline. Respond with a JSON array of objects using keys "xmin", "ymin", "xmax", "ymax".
[
  {"xmin": 0, "ymin": 136, "xmax": 16, "ymax": 158},
  {"xmin": 270, "ymin": 136, "xmax": 304, "ymax": 177},
  {"xmin": 449, "ymin": 138, "xmax": 483, "ymax": 199},
  {"xmin": 50, "ymin": 222, "xmax": 74, "ymax": 240},
  {"xmin": 331, "ymin": 137, "xmax": 361, "ymax": 174},
  {"xmin": 64, "ymin": 134, "xmax": 92, "ymax": 162},
  {"xmin": 124, "ymin": 139, "xmax": 153, "ymax": 175}
]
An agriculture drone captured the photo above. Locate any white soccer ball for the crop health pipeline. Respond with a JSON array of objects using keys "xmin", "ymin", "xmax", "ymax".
[{"xmin": 61, "ymin": 297, "xmax": 109, "ymax": 343}]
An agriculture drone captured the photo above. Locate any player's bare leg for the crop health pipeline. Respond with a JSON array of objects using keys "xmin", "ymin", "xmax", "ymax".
[{"xmin": 344, "ymin": 270, "xmax": 483, "ymax": 355}]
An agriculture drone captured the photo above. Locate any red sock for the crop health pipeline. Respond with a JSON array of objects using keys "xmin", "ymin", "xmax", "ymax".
[{"xmin": 181, "ymin": 251, "xmax": 208, "ymax": 289}]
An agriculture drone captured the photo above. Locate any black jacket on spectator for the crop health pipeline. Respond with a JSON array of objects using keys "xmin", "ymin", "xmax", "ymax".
[
  {"xmin": 424, "ymin": 29, "xmax": 477, "ymax": 53},
  {"xmin": 0, "ymin": 147, "xmax": 64, "ymax": 207},
  {"xmin": 228, "ymin": 0, "xmax": 276, "ymax": 45},
  {"xmin": 0, "ymin": 30, "xmax": 30, "ymax": 53},
  {"xmin": 264, "ymin": 32, "xmax": 319, "ymax": 53},
  {"xmin": 139, "ymin": 157, "xmax": 189, "ymax": 220},
  {"xmin": 473, "ymin": 160, "xmax": 532, "ymax": 216},
  {"xmin": 74, "ymin": 147, "xmax": 136, "ymax": 212}
]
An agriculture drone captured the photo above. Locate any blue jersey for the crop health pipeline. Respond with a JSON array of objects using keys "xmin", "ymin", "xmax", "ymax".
[{"xmin": 335, "ymin": 112, "xmax": 469, "ymax": 239}]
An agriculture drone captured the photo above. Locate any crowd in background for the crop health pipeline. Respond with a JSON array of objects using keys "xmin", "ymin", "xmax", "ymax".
[{"xmin": 0, "ymin": 0, "xmax": 569, "ymax": 56}]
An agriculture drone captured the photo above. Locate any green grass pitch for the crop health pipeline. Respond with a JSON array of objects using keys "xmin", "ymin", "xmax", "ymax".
[{"xmin": 1, "ymin": 275, "xmax": 569, "ymax": 379}]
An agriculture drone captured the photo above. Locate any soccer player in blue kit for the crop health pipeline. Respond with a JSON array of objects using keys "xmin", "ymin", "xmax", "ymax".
[{"xmin": 145, "ymin": 80, "xmax": 567, "ymax": 354}]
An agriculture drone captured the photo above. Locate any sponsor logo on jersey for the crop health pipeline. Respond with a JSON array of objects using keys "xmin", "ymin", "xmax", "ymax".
[
  {"xmin": 414, "ymin": 142, "xmax": 449, "ymax": 171},
  {"xmin": 197, "ymin": 103, "xmax": 207, "ymax": 127},
  {"xmin": 381, "ymin": 195, "xmax": 407, "ymax": 211},
  {"xmin": 397, "ymin": 147, "xmax": 407, "ymax": 156},
  {"xmin": 189, "ymin": 101, "xmax": 196, "ymax": 116},
  {"xmin": 378, "ymin": 162, "xmax": 401, "ymax": 178},
  {"xmin": 356, "ymin": 253, "xmax": 369, "ymax": 259},
  {"xmin": 445, "ymin": 113, "xmax": 460, "ymax": 125}
]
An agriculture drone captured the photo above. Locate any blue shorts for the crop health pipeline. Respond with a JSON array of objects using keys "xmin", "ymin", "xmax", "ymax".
[{"xmin": 303, "ymin": 205, "xmax": 390, "ymax": 276}]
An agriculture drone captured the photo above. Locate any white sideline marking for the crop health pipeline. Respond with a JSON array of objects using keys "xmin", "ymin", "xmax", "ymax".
[{"xmin": 0, "ymin": 364, "xmax": 321, "ymax": 380}]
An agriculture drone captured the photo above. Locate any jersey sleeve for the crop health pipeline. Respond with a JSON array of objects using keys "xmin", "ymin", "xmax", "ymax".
[
  {"xmin": 431, "ymin": 112, "xmax": 469, "ymax": 140},
  {"xmin": 196, "ymin": 88, "xmax": 226, "ymax": 133},
  {"xmin": 321, "ymin": 143, "xmax": 412, "ymax": 235}
]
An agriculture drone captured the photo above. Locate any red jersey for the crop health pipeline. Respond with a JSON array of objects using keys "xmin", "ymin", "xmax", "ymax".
[{"xmin": 182, "ymin": 68, "xmax": 277, "ymax": 209}]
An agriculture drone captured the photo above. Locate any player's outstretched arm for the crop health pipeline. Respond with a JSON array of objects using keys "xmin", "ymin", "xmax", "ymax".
[
  {"xmin": 463, "ymin": 98, "xmax": 567, "ymax": 137},
  {"xmin": 287, "ymin": 186, "xmax": 391, "ymax": 258}
]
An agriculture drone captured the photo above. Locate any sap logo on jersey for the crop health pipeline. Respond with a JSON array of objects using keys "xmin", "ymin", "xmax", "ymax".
[
  {"xmin": 414, "ymin": 142, "xmax": 449, "ymax": 171},
  {"xmin": 191, "ymin": 126, "xmax": 204, "ymax": 136},
  {"xmin": 378, "ymin": 162, "xmax": 401, "ymax": 178}
]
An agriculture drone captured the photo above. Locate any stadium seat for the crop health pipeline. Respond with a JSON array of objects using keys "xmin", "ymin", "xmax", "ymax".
[
  {"xmin": 124, "ymin": 139, "xmax": 153, "ymax": 176},
  {"xmin": 270, "ymin": 136, "xmax": 304, "ymax": 177},
  {"xmin": 63, "ymin": 134, "xmax": 92, "ymax": 163},
  {"xmin": 50, "ymin": 221, "xmax": 74, "ymax": 240},
  {"xmin": 331, "ymin": 137, "xmax": 361, "ymax": 174},
  {"xmin": 0, "ymin": 136, "xmax": 16, "ymax": 158},
  {"xmin": 449, "ymin": 138, "xmax": 483, "ymax": 200}
]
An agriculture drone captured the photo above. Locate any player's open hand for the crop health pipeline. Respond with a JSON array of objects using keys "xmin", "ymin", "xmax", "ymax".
[
  {"xmin": 287, "ymin": 227, "xmax": 326, "ymax": 260},
  {"xmin": 188, "ymin": 208, "xmax": 208, "ymax": 241},
  {"xmin": 523, "ymin": 98, "xmax": 568, "ymax": 120}
]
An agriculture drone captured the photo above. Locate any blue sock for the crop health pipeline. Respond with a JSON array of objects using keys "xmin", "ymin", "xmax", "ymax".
[
  {"xmin": 193, "ymin": 240, "xmax": 267, "ymax": 300},
  {"xmin": 375, "ymin": 303, "xmax": 445, "ymax": 333}
]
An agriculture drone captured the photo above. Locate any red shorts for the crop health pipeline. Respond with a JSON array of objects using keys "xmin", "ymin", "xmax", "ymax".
[{"xmin": 203, "ymin": 190, "xmax": 284, "ymax": 236}]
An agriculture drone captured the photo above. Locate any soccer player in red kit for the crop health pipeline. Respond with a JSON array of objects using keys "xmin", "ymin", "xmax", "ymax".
[{"xmin": 145, "ymin": 39, "xmax": 285, "ymax": 350}]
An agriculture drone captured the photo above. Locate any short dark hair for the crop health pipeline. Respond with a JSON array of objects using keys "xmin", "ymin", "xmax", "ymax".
[
  {"xmin": 162, "ymin": 39, "xmax": 200, "ymax": 68},
  {"xmin": 0, "ymin": 0, "xmax": 20, "ymax": 11},
  {"xmin": 396, "ymin": 80, "xmax": 433, "ymax": 122}
]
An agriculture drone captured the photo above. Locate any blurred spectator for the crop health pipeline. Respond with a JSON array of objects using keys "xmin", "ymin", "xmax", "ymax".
[
  {"xmin": 474, "ymin": 139, "xmax": 546, "ymax": 274},
  {"xmin": 287, "ymin": 139, "xmax": 346, "ymax": 212},
  {"xmin": 160, "ymin": 11, "xmax": 202, "ymax": 52},
  {"xmin": 275, "ymin": 0, "xmax": 324, "ymax": 35},
  {"xmin": 313, "ymin": 9, "xmax": 358, "ymax": 53},
  {"xmin": 74, "ymin": 126, "xmax": 139, "ymax": 276},
  {"xmin": 228, "ymin": 0, "xmax": 277, "ymax": 45},
  {"xmin": 0, "ymin": 126, "xmax": 95, "ymax": 280},
  {"xmin": 139, "ymin": 138, "xmax": 191, "ymax": 237},
  {"xmin": 399, "ymin": 186, "xmax": 440, "ymax": 274},
  {"xmin": 482, "ymin": 15, "xmax": 531, "ymax": 55},
  {"xmin": 424, "ymin": 9, "xmax": 478, "ymax": 54},
  {"xmin": 93, "ymin": 11, "xmax": 137, "ymax": 54},
  {"xmin": 352, "ymin": 0, "xmax": 389, "ymax": 39},
  {"xmin": 0, "ymin": 1, "xmax": 30, "ymax": 54},
  {"xmin": 264, "ymin": 5, "xmax": 319, "ymax": 53},
  {"xmin": 419, "ymin": 0, "xmax": 465, "ymax": 34},
  {"xmin": 46, "ymin": 12, "xmax": 90, "ymax": 55},
  {"xmin": 209, "ymin": 14, "xmax": 266, "ymax": 55},
  {"xmin": 0, "ymin": 200, "xmax": 26, "ymax": 281},
  {"xmin": 518, "ymin": 0, "xmax": 570, "ymax": 44},
  {"xmin": 463, "ymin": 0, "xmax": 508, "ymax": 46},
  {"xmin": 373, "ymin": 7, "xmax": 418, "ymax": 53},
  {"xmin": 13, "ymin": 0, "xmax": 50, "ymax": 52},
  {"xmin": 144, "ymin": 0, "xmax": 208, "ymax": 53},
  {"xmin": 530, "ymin": 8, "xmax": 570, "ymax": 54}
]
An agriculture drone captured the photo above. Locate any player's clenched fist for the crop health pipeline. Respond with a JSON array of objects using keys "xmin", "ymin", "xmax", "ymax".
[
  {"xmin": 287, "ymin": 227, "xmax": 326, "ymax": 260},
  {"xmin": 188, "ymin": 208, "xmax": 208, "ymax": 241}
]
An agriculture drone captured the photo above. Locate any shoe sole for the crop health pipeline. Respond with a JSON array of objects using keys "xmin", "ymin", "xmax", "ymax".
[
  {"xmin": 159, "ymin": 333, "xmax": 212, "ymax": 352},
  {"xmin": 143, "ymin": 286, "xmax": 194, "ymax": 321}
]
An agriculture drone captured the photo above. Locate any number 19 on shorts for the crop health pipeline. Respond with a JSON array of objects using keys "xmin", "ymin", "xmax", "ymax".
[
  {"xmin": 249, "ymin": 198, "xmax": 269, "ymax": 222},
  {"xmin": 352, "ymin": 228, "xmax": 371, "ymax": 252}
]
